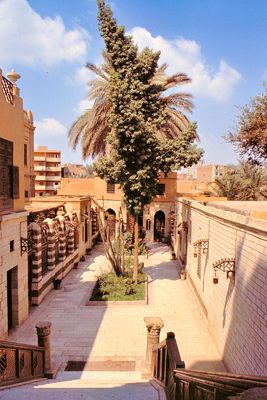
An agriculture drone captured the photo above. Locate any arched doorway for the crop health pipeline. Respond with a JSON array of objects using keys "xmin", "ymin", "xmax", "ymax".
[
  {"xmin": 105, "ymin": 208, "xmax": 116, "ymax": 240},
  {"xmin": 154, "ymin": 211, "xmax": 165, "ymax": 242}
]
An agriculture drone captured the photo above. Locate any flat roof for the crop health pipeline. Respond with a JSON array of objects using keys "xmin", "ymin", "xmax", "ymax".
[{"xmin": 206, "ymin": 201, "xmax": 267, "ymax": 219}]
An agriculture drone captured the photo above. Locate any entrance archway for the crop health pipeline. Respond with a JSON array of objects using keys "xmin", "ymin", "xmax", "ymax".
[
  {"xmin": 154, "ymin": 210, "xmax": 165, "ymax": 242},
  {"xmin": 105, "ymin": 208, "xmax": 116, "ymax": 240}
]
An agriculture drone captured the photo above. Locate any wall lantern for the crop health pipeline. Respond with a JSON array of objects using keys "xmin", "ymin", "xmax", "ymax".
[
  {"xmin": 193, "ymin": 239, "xmax": 209, "ymax": 258},
  {"xmin": 212, "ymin": 258, "xmax": 235, "ymax": 284}
]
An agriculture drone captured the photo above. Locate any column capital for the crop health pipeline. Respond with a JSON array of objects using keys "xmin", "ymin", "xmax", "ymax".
[
  {"xmin": 144, "ymin": 317, "xmax": 164, "ymax": 335},
  {"xmin": 36, "ymin": 321, "xmax": 51, "ymax": 337}
]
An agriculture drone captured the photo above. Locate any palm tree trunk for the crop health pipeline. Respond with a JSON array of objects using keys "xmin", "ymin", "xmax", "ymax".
[{"xmin": 133, "ymin": 215, "xmax": 139, "ymax": 284}]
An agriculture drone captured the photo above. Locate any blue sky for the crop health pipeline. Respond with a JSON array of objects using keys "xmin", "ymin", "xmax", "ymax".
[{"xmin": 0, "ymin": 0, "xmax": 266, "ymax": 165}]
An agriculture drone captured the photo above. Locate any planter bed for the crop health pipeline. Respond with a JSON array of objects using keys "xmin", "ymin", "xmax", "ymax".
[{"xmin": 86, "ymin": 274, "xmax": 149, "ymax": 306}]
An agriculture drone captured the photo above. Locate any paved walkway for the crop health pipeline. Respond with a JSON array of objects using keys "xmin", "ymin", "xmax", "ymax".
[
  {"xmin": 3, "ymin": 242, "xmax": 226, "ymax": 399},
  {"xmin": 8, "ymin": 242, "xmax": 225, "ymax": 372},
  {"xmin": 1, "ymin": 371, "xmax": 157, "ymax": 400}
]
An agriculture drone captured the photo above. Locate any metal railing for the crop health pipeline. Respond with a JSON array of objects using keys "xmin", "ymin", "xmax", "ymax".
[
  {"xmin": 0, "ymin": 341, "xmax": 45, "ymax": 387},
  {"xmin": 152, "ymin": 333, "xmax": 267, "ymax": 400}
]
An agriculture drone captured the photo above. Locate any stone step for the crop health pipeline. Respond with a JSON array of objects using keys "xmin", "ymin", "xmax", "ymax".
[
  {"xmin": 1, "ymin": 371, "xmax": 158, "ymax": 400},
  {"xmin": 64, "ymin": 359, "xmax": 136, "ymax": 372}
]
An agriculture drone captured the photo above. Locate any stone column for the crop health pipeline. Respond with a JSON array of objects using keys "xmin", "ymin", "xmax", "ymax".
[
  {"xmin": 28, "ymin": 222, "xmax": 43, "ymax": 306},
  {"xmin": 56, "ymin": 216, "xmax": 66, "ymax": 262},
  {"xmin": 44, "ymin": 218, "xmax": 56, "ymax": 271},
  {"xmin": 36, "ymin": 321, "xmax": 52, "ymax": 377},
  {"xmin": 144, "ymin": 317, "xmax": 164, "ymax": 371}
]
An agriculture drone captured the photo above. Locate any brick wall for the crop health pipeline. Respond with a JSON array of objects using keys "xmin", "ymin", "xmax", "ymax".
[{"xmin": 173, "ymin": 199, "xmax": 267, "ymax": 376}]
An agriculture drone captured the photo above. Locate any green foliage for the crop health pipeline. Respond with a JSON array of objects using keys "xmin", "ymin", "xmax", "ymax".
[
  {"xmin": 214, "ymin": 162, "xmax": 267, "ymax": 200},
  {"xmin": 123, "ymin": 232, "xmax": 148, "ymax": 255},
  {"xmin": 90, "ymin": 270, "xmax": 146, "ymax": 301},
  {"xmin": 95, "ymin": 1, "xmax": 203, "ymax": 215},
  {"xmin": 227, "ymin": 86, "xmax": 267, "ymax": 165}
]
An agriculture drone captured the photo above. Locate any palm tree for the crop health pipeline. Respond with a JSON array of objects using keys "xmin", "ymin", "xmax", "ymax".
[
  {"xmin": 215, "ymin": 162, "xmax": 267, "ymax": 200},
  {"xmin": 69, "ymin": 54, "xmax": 194, "ymax": 159}
]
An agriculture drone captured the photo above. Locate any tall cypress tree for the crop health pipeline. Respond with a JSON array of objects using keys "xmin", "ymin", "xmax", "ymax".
[{"xmin": 95, "ymin": 0, "xmax": 203, "ymax": 281}]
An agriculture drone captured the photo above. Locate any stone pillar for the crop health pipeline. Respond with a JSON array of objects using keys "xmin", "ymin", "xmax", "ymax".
[
  {"xmin": 56, "ymin": 216, "xmax": 66, "ymax": 262},
  {"xmin": 144, "ymin": 317, "xmax": 164, "ymax": 371},
  {"xmin": 36, "ymin": 321, "xmax": 52, "ymax": 377},
  {"xmin": 44, "ymin": 218, "xmax": 56, "ymax": 271},
  {"xmin": 28, "ymin": 222, "xmax": 43, "ymax": 306}
]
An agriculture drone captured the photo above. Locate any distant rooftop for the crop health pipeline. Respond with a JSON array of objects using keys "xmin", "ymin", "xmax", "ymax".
[{"xmin": 206, "ymin": 201, "xmax": 267, "ymax": 220}]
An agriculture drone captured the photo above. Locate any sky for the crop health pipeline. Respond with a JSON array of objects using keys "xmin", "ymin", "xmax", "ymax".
[{"xmin": 0, "ymin": 0, "xmax": 266, "ymax": 165}]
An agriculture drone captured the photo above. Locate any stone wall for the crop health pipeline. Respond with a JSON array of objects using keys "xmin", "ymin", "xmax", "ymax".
[
  {"xmin": 0, "ymin": 211, "xmax": 29, "ymax": 338},
  {"xmin": 173, "ymin": 199, "xmax": 267, "ymax": 376}
]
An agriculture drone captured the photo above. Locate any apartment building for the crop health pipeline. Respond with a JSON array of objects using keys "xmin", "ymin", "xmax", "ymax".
[
  {"xmin": 34, "ymin": 146, "xmax": 61, "ymax": 196},
  {"xmin": 196, "ymin": 164, "xmax": 229, "ymax": 191},
  {"xmin": 0, "ymin": 68, "xmax": 33, "ymax": 337}
]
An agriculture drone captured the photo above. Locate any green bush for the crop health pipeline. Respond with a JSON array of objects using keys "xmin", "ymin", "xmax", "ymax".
[{"xmin": 90, "ymin": 270, "xmax": 146, "ymax": 301}]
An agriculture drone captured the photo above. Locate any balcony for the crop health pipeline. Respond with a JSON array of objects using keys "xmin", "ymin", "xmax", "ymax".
[
  {"xmin": 46, "ymin": 185, "xmax": 60, "ymax": 191},
  {"xmin": 45, "ymin": 166, "xmax": 61, "ymax": 172},
  {"xmin": 45, "ymin": 176, "xmax": 61, "ymax": 182},
  {"xmin": 35, "ymin": 185, "xmax": 46, "ymax": 190},
  {"xmin": 45, "ymin": 157, "xmax": 61, "ymax": 163},
  {"xmin": 34, "ymin": 156, "xmax": 46, "ymax": 161},
  {"xmin": 34, "ymin": 166, "xmax": 46, "ymax": 171},
  {"xmin": 35, "ymin": 175, "xmax": 46, "ymax": 181}
]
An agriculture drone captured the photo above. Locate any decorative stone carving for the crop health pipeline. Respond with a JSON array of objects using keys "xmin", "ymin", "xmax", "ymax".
[
  {"xmin": 36, "ymin": 321, "xmax": 51, "ymax": 337},
  {"xmin": 144, "ymin": 317, "xmax": 164, "ymax": 372},
  {"xmin": 36, "ymin": 321, "xmax": 52, "ymax": 376}
]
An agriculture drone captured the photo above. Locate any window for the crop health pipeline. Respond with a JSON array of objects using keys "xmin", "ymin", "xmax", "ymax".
[
  {"xmin": 156, "ymin": 184, "xmax": 165, "ymax": 195},
  {"xmin": 0, "ymin": 137, "xmax": 13, "ymax": 211},
  {"xmin": 10, "ymin": 166, "xmax": 19, "ymax": 199},
  {"xmin": 24, "ymin": 144, "xmax": 27, "ymax": 166},
  {"xmin": 107, "ymin": 182, "xmax": 115, "ymax": 193},
  {"xmin": 10, "ymin": 240, "xmax": 14, "ymax": 252},
  {"xmin": 25, "ymin": 190, "xmax": 29, "ymax": 198}
]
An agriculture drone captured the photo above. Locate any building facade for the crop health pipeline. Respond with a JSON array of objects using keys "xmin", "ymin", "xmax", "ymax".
[
  {"xmin": 34, "ymin": 146, "xmax": 61, "ymax": 196},
  {"xmin": 0, "ymin": 68, "xmax": 32, "ymax": 338},
  {"xmin": 196, "ymin": 164, "xmax": 229, "ymax": 191},
  {"xmin": 25, "ymin": 195, "xmax": 95, "ymax": 306},
  {"xmin": 59, "ymin": 173, "xmax": 180, "ymax": 242},
  {"xmin": 172, "ymin": 199, "xmax": 267, "ymax": 376}
]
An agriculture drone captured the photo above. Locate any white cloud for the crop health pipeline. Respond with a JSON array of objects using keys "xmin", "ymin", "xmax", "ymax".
[
  {"xmin": 129, "ymin": 27, "xmax": 241, "ymax": 101},
  {"xmin": 76, "ymin": 98, "xmax": 94, "ymax": 114},
  {"xmin": 74, "ymin": 66, "xmax": 94, "ymax": 85},
  {"xmin": 0, "ymin": 0, "xmax": 89, "ymax": 66},
  {"xmin": 35, "ymin": 118, "xmax": 67, "ymax": 138}
]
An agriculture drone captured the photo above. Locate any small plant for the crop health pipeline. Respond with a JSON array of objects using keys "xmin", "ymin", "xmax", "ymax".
[{"xmin": 90, "ymin": 269, "xmax": 146, "ymax": 301}]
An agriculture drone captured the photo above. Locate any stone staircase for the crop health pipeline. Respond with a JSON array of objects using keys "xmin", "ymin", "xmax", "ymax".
[{"xmin": 1, "ymin": 370, "xmax": 159, "ymax": 400}]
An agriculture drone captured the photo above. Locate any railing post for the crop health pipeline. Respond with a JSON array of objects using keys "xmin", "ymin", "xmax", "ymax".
[
  {"xmin": 144, "ymin": 317, "xmax": 164, "ymax": 373},
  {"xmin": 36, "ymin": 321, "xmax": 52, "ymax": 378}
]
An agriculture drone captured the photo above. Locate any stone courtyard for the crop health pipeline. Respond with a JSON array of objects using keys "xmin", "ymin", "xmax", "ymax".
[{"xmin": 2, "ymin": 242, "xmax": 226, "ymax": 398}]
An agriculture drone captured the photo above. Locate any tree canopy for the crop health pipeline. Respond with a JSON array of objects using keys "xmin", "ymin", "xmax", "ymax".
[
  {"xmin": 227, "ymin": 87, "xmax": 267, "ymax": 165},
  {"xmin": 95, "ymin": 0, "xmax": 203, "ymax": 215},
  {"xmin": 69, "ymin": 53, "xmax": 194, "ymax": 159},
  {"xmin": 214, "ymin": 162, "xmax": 267, "ymax": 200}
]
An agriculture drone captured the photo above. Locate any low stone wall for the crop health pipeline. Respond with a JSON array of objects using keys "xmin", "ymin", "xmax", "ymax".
[{"xmin": 173, "ymin": 199, "xmax": 267, "ymax": 376}]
